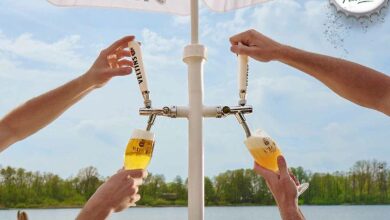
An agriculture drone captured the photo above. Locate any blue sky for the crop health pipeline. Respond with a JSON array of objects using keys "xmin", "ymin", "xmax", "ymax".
[{"xmin": 0, "ymin": 0, "xmax": 389, "ymax": 181}]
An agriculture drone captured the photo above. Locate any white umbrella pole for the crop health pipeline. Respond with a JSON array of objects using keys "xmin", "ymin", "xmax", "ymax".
[{"xmin": 183, "ymin": 0, "xmax": 206, "ymax": 220}]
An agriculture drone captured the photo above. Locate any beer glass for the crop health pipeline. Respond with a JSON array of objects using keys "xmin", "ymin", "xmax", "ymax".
[
  {"xmin": 124, "ymin": 129, "xmax": 155, "ymax": 170},
  {"xmin": 244, "ymin": 129, "xmax": 309, "ymax": 196}
]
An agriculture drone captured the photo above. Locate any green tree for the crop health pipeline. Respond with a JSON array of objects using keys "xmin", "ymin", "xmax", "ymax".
[{"xmin": 205, "ymin": 177, "xmax": 216, "ymax": 205}]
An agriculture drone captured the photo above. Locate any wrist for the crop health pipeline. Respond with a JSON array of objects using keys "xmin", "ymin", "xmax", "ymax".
[
  {"xmin": 77, "ymin": 200, "xmax": 112, "ymax": 220},
  {"xmin": 80, "ymin": 71, "xmax": 99, "ymax": 90},
  {"xmin": 274, "ymin": 44, "xmax": 293, "ymax": 62},
  {"xmin": 278, "ymin": 199, "xmax": 301, "ymax": 220}
]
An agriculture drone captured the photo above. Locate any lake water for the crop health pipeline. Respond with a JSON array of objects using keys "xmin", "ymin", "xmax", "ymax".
[{"xmin": 0, "ymin": 206, "xmax": 389, "ymax": 220}]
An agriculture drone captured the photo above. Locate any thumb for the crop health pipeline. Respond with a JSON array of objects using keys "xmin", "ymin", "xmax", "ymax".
[
  {"xmin": 230, "ymin": 44, "xmax": 256, "ymax": 57},
  {"xmin": 277, "ymin": 156, "xmax": 289, "ymax": 178}
]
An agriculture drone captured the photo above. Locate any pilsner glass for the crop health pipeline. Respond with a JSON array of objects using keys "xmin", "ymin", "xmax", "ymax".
[
  {"xmin": 244, "ymin": 129, "xmax": 309, "ymax": 196},
  {"xmin": 124, "ymin": 129, "xmax": 155, "ymax": 170}
]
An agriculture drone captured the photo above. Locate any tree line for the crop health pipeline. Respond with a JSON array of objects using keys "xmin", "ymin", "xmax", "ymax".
[{"xmin": 0, "ymin": 159, "xmax": 389, "ymax": 208}]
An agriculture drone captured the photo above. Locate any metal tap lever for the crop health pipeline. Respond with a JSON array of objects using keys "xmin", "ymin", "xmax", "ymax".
[
  {"xmin": 235, "ymin": 112, "xmax": 251, "ymax": 138},
  {"xmin": 220, "ymin": 105, "xmax": 252, "ymax": 138},
  {"xmin": 140, "ymin": 106, "xmax": 177, "ymax": 118},
  {"xmin": 221, "ymin": 105, "xmax": 253, "ymax": 116},
  {"xmin": 146, "ymin": 114, "xmax": 156, "ymax": 131}
]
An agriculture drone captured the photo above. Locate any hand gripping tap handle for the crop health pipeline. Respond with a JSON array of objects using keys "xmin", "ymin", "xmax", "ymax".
[
  {"xmin": 128, "ymin": 41, "xmax": 152, "ymax": 108},
  {"xmin": 238, "ymin": 42, "xmax": 249, "ymax": 106}
]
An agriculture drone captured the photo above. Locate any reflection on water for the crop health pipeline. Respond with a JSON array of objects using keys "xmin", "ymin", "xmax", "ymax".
[{"xmin": 0, "ymin": 206, "xmax": 390, "ymax": 220}]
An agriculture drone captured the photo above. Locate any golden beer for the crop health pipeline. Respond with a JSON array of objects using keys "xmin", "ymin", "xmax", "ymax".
[
  {"xmin": 124, "ymin": 129, "xmax": 155, "ymax": 170},
  {"xmin": 244, "ymin": 130, "xmax": 282, "ymax": 172}
]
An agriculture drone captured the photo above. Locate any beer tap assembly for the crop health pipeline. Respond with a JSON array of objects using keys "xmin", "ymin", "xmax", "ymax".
[
  {"xmin": 132, "ymin": 42, "xmax": 254, "ymax": 139},
  {"xmin": 127, "ymin": 30, "xmax": 308, "ymax": 211},
  {"xmin": 126, "ymin": 30, "xmax": 309, "ymax": 220}
]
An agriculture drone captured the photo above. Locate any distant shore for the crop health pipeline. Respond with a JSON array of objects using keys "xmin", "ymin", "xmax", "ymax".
[{"xmin": 1, "ymin": 203, "xmax": 390, "ymax": 210}]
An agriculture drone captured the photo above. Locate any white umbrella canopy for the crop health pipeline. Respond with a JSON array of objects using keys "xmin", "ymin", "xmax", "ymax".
[
  {"xmin": 48, "ymin": 0, "xmax": 270, "ymax": 15},
  {"xmin": 204, "ymin": 0, "xmax": 271, "ymax": 12}
]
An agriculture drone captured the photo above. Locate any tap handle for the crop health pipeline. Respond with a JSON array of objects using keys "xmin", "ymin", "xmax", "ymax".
[
  {"xmin": 128, "ymin": 41, "xmax": 151, "ymax": 108},
  {"xmin": 238, "ymin": 42, "xmax": 249, "ymax": 106}
]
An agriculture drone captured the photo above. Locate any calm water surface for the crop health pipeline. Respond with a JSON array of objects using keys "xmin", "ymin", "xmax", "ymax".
[{"xmin": 0, "ymin": 206, "xmax": 389, "ymax": 220}]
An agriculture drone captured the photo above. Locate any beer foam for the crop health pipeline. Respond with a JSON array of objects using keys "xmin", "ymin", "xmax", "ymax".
[
  {"xmin": 131, "ymin": 129, "xmax": 154, "ymax": 140},
  {"xmin": 244, "ymin": 129, "xmax": 274, "ymax": 150}
]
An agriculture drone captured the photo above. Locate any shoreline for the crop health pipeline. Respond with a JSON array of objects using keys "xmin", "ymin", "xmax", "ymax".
[{"xmin": 1, "ymin": 204, "xmax": 390, "ymax": 210}]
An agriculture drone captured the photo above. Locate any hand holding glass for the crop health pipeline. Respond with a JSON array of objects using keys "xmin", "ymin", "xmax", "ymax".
[{"xmin": 244, "ymin": 130, "xmax": 309, "ymax": 196}]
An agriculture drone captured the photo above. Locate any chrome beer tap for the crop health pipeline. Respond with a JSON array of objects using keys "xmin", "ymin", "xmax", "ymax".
[{"xmin": 220, "ymin": 106, "xmax": 252, "ymax": 138}]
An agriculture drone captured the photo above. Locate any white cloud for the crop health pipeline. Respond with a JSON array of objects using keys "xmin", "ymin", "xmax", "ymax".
[
  {"xmin": 142, "ymin": 29, "xmax": 185, "ymax": 53},
  {"xmin": 0, "ymin": 32, "xmax": 86, "ymax": 70}
]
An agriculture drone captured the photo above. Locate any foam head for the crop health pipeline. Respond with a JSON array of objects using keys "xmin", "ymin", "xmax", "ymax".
[{"xmin": 131, "ymin": 129, "xmax": 154, "ymax": 140}]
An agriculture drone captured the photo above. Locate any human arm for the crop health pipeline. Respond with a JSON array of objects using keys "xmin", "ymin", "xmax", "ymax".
[
  {"xmin": 76, "ymin": 169, "xmax": 147, "ymax": 220},
  {"xmin": 230, "ymin": 30, "xmax": 390, "ymax": 116},
  {"xmin": 254, "ymin": 156, "xmax": 305, "ymax": 220},
  {"xmin": 0, "ymin": 36, "xmax": 135, "ymax": 152}
]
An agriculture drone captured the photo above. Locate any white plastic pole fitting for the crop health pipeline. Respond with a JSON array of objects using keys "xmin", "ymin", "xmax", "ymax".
[{"xmin": 173, "ymin": 106, "xmax": 220, "ymax": 118}]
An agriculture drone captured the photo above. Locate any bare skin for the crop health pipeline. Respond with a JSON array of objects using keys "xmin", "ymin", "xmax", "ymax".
[
  {"xmin": 254, "ymin": 156, "xmax": 305, "ymax": 220},
  {"xmin": 77, "ymin": 169, "xmax": 148, "ymax": 220},
  {"xmin": 0, "ymin": 36, "xmax": 145, "ymax": 220},
  {"xmin": 0, "ymin": 36, "xmax": 135, "ymax": 152},
  {"xmin": 230, "ymin": 29, "xmax": 390, "ymax": 116}
]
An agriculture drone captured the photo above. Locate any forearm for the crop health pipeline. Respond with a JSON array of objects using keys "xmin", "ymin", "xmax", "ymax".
[
  {"xmin": 277, "ymin": 45, "xmax": 390, "ymax": 115},
  {"xmin": 0, "ymin": 73, "xmax": 96, "ymax": 151},
  {"xmin": 278, "ymin": 201, "xmax": 305, "ymax": 220},
  {"xmin": 77, "ymin": 202, "xmax": 112, "ymax": 220}
]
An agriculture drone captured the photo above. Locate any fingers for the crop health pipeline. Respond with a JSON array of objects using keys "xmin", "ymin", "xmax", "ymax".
[
  {"xmin": 230, "ymin": 44, "xmax": 257, "ymax": 56},
  {"xmin": 229, "ymin": 29, "xmax": 258, "ymax": 45},
  {"xmin": 117, "ymin": 59, "xmax": 133, "ymax": 67},
  {"xmin": 289, "ymin": 172, "xmax": 300, "ymax": 186},
  {"xmin": 105, "ymin": 35, "xmax": 135, "ymax": 54},
  {"xmin": 107, "ymin": 48, "xmax": 131, "ymax": 67},
  {"xmin": 129, "ymin": 194, "xmax": 141, "ymax": 204},
  {"xmin": 120, "ymin": 169, "xmax": 148, "ymax": 186},
  {"xmin": 116, "ymin": 49, "xmax": 131, "ymax": 59},
  {"xmin": 106, "ymin": 67, "xmax": 132, "ymax": 77},
  {"xmin": 229, "ymin": 31, "xmax": 249, "ymax": 45},
  {"xmin": 277, "ymin": 156, "xmax": 289, "ymax": 178},
  {"xmin": 126, "ymin": 169, "xmax": 148, "ymax": 179},
  {"xmin": 253, "ymin": 161, "xmax": 275, "ymax": 181},
  {"xmin": 129, "ymin": 185, "xmax": 139, "ymax": 195}
]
